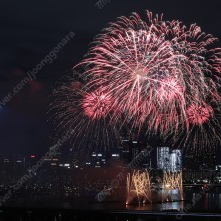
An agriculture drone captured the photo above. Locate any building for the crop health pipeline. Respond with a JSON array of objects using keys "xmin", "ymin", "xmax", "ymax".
[
  {"xmin": 170, "ymin": 150, "xmax": 182, "ymax": 172},
  {"xmin": 157, "ymin": 147, "xmax": 182, "ymax": 172},
  {"xmin": 118, "ymin": 135, "xmax": 152, "ymax": 168},
  {"xmin": 0, "ymin": 154, "xmax": 26, "ymax": 185},
  {"xmin": 119, "ymin": 137, "xmax": 130, "ymax": 163},
  {"xmin": 157, "ymin": 147, "xmax": 170, "ymax": 171}
]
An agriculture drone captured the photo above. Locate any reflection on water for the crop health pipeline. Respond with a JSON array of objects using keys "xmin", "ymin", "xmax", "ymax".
[
  {"xmin": 126, "ymin": 201, "xmax": 184, "ymax": 211},
  {"xmin": 5, "ymin": 190, "xmax": 221, "ymax": 212},
  {"xmin": 201, "ymin": 193, "xmax": 221, "ymax": 210}
]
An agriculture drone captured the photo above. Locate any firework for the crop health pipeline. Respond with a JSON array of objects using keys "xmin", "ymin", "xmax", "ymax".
[
  {"xmin": 126, "ymin": 170, "xmax": 183, "ymax": 204},
  {"xmin": 51, "ymin": 11, "xmax": 221, "ymax": 155},
  {"xmin": 162, "ymin": 171, "xmax": 183, "ymax": 202},
  {"xmin": 170, "ymin": 105, "xmax": 221, "ymax": 155},
  {"xmin": 77, "ymin": 11, "xmax": 221, "ymax": 137},
  {"xmin": 82, "ymin": 88, "xmax": 112, "ymax": 120},
  {"xmin": 126, "ymin": 170, "xmax": 152, "ymax": 204},
  {"xmin": 49, "ymin": 76, "xmax": 119, "ymax": 155},
  {"xmin": 186, "ymin": 103, "xmax": 213, "ymax": 125}
]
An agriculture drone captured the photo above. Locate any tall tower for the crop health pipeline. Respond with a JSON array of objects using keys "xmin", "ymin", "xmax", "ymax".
[
  {"xmin": 157, "ymin": 147, "xmax": 171, "ymax": 171},
  {"xmin": 157, "ymin": 147, "xmax": 182, "ymax": 172},
  {"xmin": 171, "ymin": 150, "xmax": 182, "ymax": 172}
]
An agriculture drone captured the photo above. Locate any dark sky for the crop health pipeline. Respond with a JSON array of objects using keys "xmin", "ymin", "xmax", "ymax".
[{"xmin": 0, "ymin": 0, "xmax": 221, "ymax": 155}]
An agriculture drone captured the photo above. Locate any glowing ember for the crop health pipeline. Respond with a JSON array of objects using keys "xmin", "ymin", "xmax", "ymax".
[
  {"xmin": 78, "ymin": 11, "xmax": 221, "ymax": 135},
  {"xmin": 186, "ymin": 104, "xmax": 213, "ymax": 125},
  {"xmin": 82, "ymin": 89, "xmax": 112, "ymax": 120},
  {"xmin": 126, "ymin": 170, "xmax": 152, "ymax": 204}
]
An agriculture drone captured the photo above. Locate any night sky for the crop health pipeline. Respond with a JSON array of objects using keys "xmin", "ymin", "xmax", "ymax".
[{"xmin": 0, "ymin": 0, "xmax": 221, "ymax": 155}]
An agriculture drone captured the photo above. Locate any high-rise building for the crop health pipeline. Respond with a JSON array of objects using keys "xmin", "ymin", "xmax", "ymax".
[
  {"xmin": 170, "ymin": 150, "xmax": 182, "ymax": 172},
  {"xmin": 119, "ymin": 137, "xmax": 130, "ymax": 163},
  {"xmin": 157, "ymin": 147, "xmax": 182, "ymax": 172},
  {"xmin": 119, "ymin": 136, "xmax": 152, "ymax": 168},
  {"xmin": 157, "ymin": 147, "xmax": 170, "ymax": 171}
]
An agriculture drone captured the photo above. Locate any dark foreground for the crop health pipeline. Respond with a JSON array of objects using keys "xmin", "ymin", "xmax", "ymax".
[
  {"xmin": 1, "ymin": 188, "xmax": 221, "ymax": 220},
  {"xmin": 0, "ymin": 207, "xmax": 221, "ymax": 221}
]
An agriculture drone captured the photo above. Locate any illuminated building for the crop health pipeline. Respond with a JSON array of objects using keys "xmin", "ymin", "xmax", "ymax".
[
  {"xmin": 170, "ymin": 150, "xmax": 182, "ymax": 172},
  {"xmin": 157, "ymin": 147, "xmax": 182, "ymax": 172},
  {"xmin": 157, "ymin": 147, "xmax": 171, "ymax": 171}
]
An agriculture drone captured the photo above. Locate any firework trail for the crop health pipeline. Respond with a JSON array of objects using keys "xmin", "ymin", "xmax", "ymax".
[
  {"xmin": 51, "ymin": 11, "xmax": 221, "ymax": 154},
  {"xmin": 77, "ymin": 11, "xmax": 221, "ymax": 136},
  {"xmin": 169, "ymin": 104, "xmax": 221, "ymax": 155},
  {"xmin": 82, "ymin": 88, "xmax": 112, "ymax": 120},
  {"xmin": 186, "ymin": 103, "xmax": 214, "ymax": 126},
  {"xmin": 49, "ymin": 76, "xmax": 120, "ymax": 156}
]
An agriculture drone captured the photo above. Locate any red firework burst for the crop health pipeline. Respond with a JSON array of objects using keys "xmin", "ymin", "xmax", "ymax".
[
  {"xmin": 158, "ymin": 77, "xmax": 183, "ymax": 102},
  {"xmin": 76, "ymin": 11, "xmax": 221, "ymax": 135},
  {"xmin": 82, "ymin": 89, "xmax": 112, "ymax": 120},
  {"xmin": 49, "ymin": 77, "xmax": 119, "ymax": 153},
  {"xmin": 50, "ymin": 11, "xmax": 221, "ymax": 155},
  {"xmin": 186, "ymin": 104, "xmax": 213, "ymax": 125}
]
